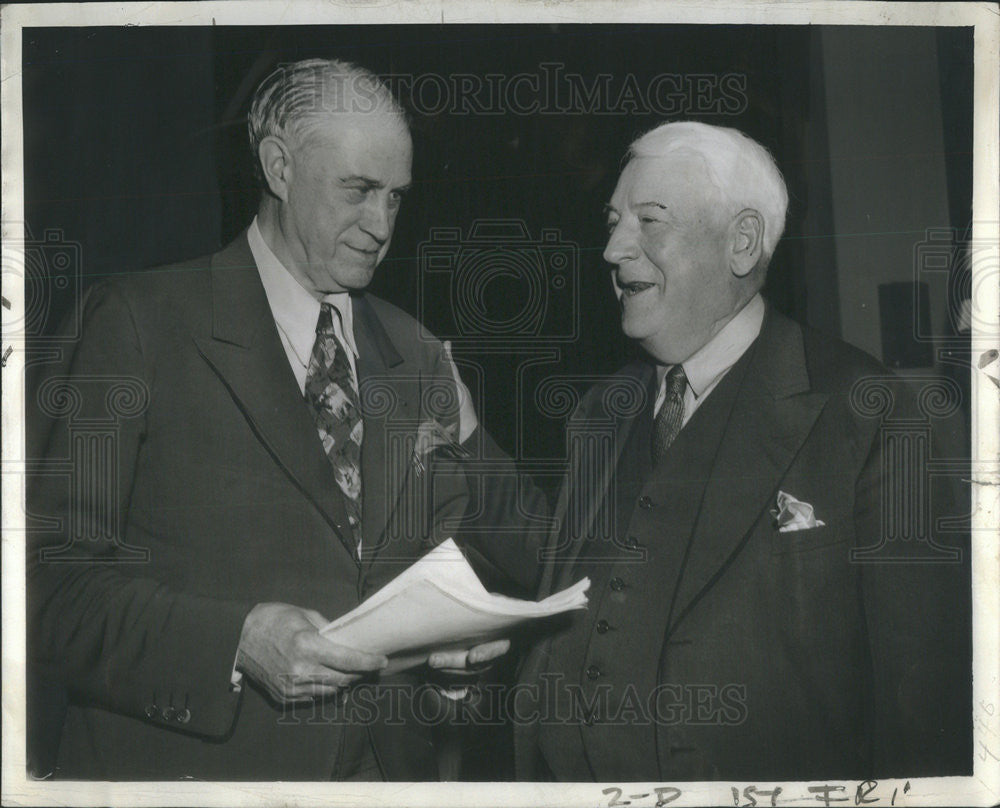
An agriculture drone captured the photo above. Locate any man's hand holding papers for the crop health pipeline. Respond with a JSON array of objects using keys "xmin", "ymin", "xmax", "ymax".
[
  {"xmin": 236, "ymin": 603, "xmax": 389, "ymax": 704},
  {"xmin": 322, "ymin": 539, "xmax": 590, "ymax": 676}
]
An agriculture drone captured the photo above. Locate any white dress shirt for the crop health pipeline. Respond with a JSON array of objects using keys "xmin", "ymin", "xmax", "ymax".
[
  {"xmin": 654, "ymin": 293, "xmax": 765, "ymax": 424},
  {"xmin": 230, "ymin": 220, "xmax": 364, "ymax": 688},
  {"xmin": 247, "ymin": 217, "xmax": 359, "ymax": 391}
]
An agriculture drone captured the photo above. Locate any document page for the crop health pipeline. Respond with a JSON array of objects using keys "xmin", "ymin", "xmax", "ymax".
[{"xmin": 321, "ymin": 539, "xmax": 589, "ymax": 671}]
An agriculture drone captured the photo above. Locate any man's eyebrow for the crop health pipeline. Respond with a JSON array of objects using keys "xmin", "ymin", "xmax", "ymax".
[
  {"xmin": 339, "ymin": 175, "xmax": 412, "ymax": 194},
  {"xmin": 339, "ymin": 174, "xmax": 381, "ymax": 186},
  {"xmin": 634, "ymin": 201, "xmax": 669, "ymax": 211}
]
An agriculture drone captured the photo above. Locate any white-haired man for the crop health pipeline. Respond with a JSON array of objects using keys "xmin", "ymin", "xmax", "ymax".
[
  {"xmin": 28, "ymin": 58, "xmax": 539, "ymax": 780},
  {"xmin": 514, "ymin": 121, "xmax": 970, "ymax": 781}
]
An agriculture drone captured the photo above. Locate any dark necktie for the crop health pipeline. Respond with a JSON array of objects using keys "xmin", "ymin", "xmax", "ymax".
[
  {"xmin": 652, "ymin": 364, "xmax": 687, "ymax": 465},
  {"xmin": 304, "ymin": 302, "xmax": 364, "ymax": 554}
]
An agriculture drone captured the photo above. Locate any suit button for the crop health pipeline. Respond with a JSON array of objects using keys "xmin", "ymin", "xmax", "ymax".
[
  {"xmin": 144, "ymin": 704, "xmax": 158, "ymax": 719},
  {"xmin": 625, "ymin": 536, "xmax": 642, "ymax": 549},
  {"xmin": 586, "ymin": 665, "xmax": 602, "ymax": 680},
  {"xmin": 161, "ymin": 706, "xmax": 176, "ymax": 721},
  {"xmin": 609, "ymin": 577, "xmax": 626, "ymax": 591},
  {"xmin": 583, "ymin": 710, "xmax": 596, "ymax": 726},
  {"xmin": 596, "ymin": 619, "xmax": 611, "ymax": 634},
  {"xmin": 638, "ymin": 496, "xmax": 653, "ymax": 509},
  {"xmin": 175, "ymin": 708, "xmax": 191, "ymax": 724}
]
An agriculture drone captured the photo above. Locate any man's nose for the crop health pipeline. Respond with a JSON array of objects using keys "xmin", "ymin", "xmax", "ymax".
[
  {"xmin": 360, "ymin": 196, "xmax": 392, "ymax": 243},
  {"xmin": 603, "ymin": 222, "xmax": 638, "ymax": 265}
]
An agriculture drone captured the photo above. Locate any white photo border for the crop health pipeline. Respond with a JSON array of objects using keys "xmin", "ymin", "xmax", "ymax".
[{"xmin": 2, "ymin": 2, "xmax": 997, "ymax": 806}]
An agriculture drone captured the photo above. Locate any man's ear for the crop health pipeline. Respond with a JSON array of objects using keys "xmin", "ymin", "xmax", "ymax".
[
  {"xmin": 728, "ymin": 209, "xmax": 764, "ymax": 278},
  {"xmin": 258, "ymin": 136, "xmax": 294, "ymax": 202}
]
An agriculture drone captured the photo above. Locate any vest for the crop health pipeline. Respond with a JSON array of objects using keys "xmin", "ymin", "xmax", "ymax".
[{"xmin": 538, "ymin": 345, "xmax": 755, "ymax": 781}]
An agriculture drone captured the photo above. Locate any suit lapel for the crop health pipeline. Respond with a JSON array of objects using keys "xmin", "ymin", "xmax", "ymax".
[
  {"xmin": 543, "ymin": 363, "xmax": 656, "ymax": 595},
  {"xmin": 667, "ymin": 309, "xmax": 828, "ymax": 633},
  {"xmin": 192, "ymin": 233, "xmax": 357, "ymax": 563},
  {"xmin": 352, "ymin": 295, "xmax": 417, "ymax": 571}
]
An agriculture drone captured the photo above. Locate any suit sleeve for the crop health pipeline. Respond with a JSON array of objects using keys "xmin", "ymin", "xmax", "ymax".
[
  {"xmin": 854, "ymin": 386, "xmax": 972, "ymax": 776},
  {"xmin": 421, "ymin": 345, "xmax": 551, "ymax": 598},
  {"xmin": 455, "ymin": 425, "xmax": 552, "ymax": 598},
  {"xmin": 27, "ymin": 282, "xmax": 255, "ymax": 739}
]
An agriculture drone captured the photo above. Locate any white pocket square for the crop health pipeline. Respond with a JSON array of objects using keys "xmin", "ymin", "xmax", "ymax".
[{"xmin": 771, "ymin": 490, "xmax": 826, "ymax": 532}]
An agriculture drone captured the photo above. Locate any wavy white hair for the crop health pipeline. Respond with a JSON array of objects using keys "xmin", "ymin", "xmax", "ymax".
[{"xmin": 628, "ymin": 121, "xmax": 788, "ymax": 267}]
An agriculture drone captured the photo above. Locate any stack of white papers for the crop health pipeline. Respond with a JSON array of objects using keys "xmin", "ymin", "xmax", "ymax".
[{"xmin": 321, "ymin": 539, "xmax": 589, "ymax": 672}]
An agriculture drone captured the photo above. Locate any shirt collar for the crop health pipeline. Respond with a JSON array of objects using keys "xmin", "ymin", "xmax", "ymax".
[
  {"xmin": 677, "ymin": 292, "xmax": 765, "ymax": 398},
  {"xmin": 247, "ymin": 217, "xmax": 359, "ymax": 366}
]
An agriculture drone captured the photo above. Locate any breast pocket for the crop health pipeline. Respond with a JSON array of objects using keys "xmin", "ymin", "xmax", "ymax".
[{"xmin": 770, "ymin": 523, "xmax": 848, "ymax": 556}]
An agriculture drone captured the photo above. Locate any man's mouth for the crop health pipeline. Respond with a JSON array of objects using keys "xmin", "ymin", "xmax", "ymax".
[
  {"xmin": 618, "ymin": 281, "xmax": 656, "ymax": 298},
  {"xmin": 346, "ymin": 244, "xmax": 380, "ymax": 257}
]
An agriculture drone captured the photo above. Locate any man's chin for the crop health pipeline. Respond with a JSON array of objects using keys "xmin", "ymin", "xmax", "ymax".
[
  {"xmin": 321, "ymin": 264, "xmax": 377, "ymax": 293},
  {"xmin": 620, "ymin": 313, "xmax": 655, "ymax": 342}
]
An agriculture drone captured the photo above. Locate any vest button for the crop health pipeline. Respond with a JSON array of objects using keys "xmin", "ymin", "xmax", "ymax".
[
  {"xmin": 625, "ymin": 536, "xmax": 641, "ymax": 549},
  {"xmin": 161, "ymin": 706, "xmax": 176, "ymax": 721},
  {"xmin": 144, "ymin": 704, "xmax": 158, "ymax": 719},
  {"xmin": 596, "ymin": 619, "xmax": 611, "ymax": 634},
  {"xmin": 586, "ymin": 665, "xmax": 602, "ymax": 680},
  {"xmin": 175, "ymin": 707, "xmax": 191, "ymax": 724},
  {"xmin": 638, "ymin": 495, "xmax": 654, "ymax": 509},
  {"xmin": 609, "ymin": 577, "xmax": 626, "ymax": 591}
]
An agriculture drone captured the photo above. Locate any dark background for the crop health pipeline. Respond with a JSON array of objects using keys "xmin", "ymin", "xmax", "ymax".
[
  {"xmin": 21, "ymin": 24, "xmax": 975, "ymax": 465},
  {"xmin": 20, "ymin": 23, "xmax": 974, "ymax": 779}
]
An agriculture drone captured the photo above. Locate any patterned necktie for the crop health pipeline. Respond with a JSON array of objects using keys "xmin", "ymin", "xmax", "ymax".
[
  {"xmin": 652, "ymin": 364, "xmax": 687, "ymax": 465},
  {"xmin": 304, "ymin": 302, "xmax": 364, "ymax": 554}
]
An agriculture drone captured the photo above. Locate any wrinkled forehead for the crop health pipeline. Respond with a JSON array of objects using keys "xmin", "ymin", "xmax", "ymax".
[
  {"xmin": 298, "ymin": 110, "xmax": 413, "ymax": 176},
  {"xmin": 300, "ymin": 108, "xmax": 411, "ymax": 150},
  {"xmin": 612, "ymin": 152, "xmax": 719, "ymax": 211}
]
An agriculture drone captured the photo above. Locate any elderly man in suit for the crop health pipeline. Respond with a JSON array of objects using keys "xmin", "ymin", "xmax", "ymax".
[
  {"xmin": 515, "ymin": 121, "xmax": 971, "ymax": 782},
  {"xmin": 27, "ymin": 58, "xmax": 536, "ymax": 781}
]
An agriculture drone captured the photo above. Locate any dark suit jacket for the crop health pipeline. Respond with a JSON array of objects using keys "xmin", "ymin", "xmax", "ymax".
[
  {"xmin": 26, "ymin": 232, "xmax": 522, "ymax": 780},
  {"xmin": 515, "ymin": 306, "xmax": 971, "ymax": 782}
]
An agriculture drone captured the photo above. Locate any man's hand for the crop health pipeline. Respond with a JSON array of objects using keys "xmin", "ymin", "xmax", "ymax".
[
  {"xmin": 235, "ymin": 603, "xmax": 387, "ymax": 704},
  {"xmin": 427, "ymin": 638, "xmax": 510, "ymax": 677},
  {"xmin": 426, "ymin": 638, "xmax": 511, "ymax": 701},
  {"xmin": 443, "ymin": 340, "xmax": 478, "ymax": 443}
]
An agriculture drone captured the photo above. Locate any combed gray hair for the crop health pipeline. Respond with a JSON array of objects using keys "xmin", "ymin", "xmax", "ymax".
[
  {"xmin": 628, "ymin": 121, "xmax": 788, "ymax": 265},
  {"xmin": 248, "ymin": 58, "xmax": 407, "ymax": 179}
]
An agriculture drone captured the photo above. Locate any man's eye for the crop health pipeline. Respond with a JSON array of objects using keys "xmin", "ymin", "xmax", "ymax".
[
  {"xmin": 606, "ymin": 219, "xmax": 619, "ymax": 233},
  {"xmin": 388, "ymin": 190, "xmax": 404, "ymax": 208},
  {"xmin": 344, "ymin": 186, "xmax": 370, "ymax": 202},
  {"xmin": 638, "ymin": 216, "xmax": 661, "ymax": 225}
]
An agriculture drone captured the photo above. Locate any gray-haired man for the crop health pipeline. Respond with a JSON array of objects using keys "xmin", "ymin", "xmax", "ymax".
[
  {"xmin": 28, "ymin": 58, "xmax": 533, "ymax": 781},
  {"xmin": 515, "ymin": 121, "xmax": 971, "ymax": 782}
]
